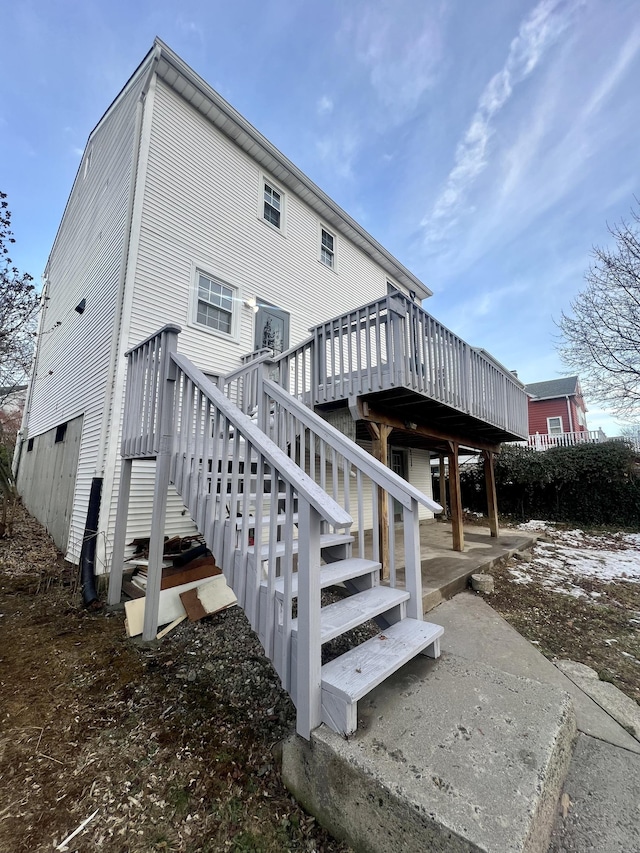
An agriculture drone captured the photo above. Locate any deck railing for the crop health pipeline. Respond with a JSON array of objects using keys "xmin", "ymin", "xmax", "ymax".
[
  {"xmin": 527, "ymin": 429, "xmax": 607, "ymax": 451},
  {"xmin": 271, "ymin": 293, "xmax": 528, "ymax": 438}
]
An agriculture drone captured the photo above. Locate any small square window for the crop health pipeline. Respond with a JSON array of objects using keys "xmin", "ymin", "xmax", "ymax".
[
  {"xmin": 263, "ymin": 182, "xmax": 282, "ymax": 229},
  {"xmin": 195, "ymin": 272, "xmax": 235, "ymax": 336},
  {"xmin": 55, "ymin": 423, "xmax": 67, "ymax": 443},
  {"xmin": 547, "ymin": 416, "xmax": 563, "ymax": 436},
  {"xmin": 320, "ymin": 227, "xmax": 335, "ymax": 269}
]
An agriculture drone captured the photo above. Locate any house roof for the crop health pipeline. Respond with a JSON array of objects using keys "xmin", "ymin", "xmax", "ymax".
[
  {"xmin": 525, "ymin": 376, "xmax": 580, "ymax": 400},
  {"xmin": 81, "ymin": 39, "xmax": 432, "ymax": 301}
]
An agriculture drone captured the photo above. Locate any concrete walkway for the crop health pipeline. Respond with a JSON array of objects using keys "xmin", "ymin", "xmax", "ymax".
[{"xmin": 282, "ymin": 563, "xmax": 640, "ymax": 852}]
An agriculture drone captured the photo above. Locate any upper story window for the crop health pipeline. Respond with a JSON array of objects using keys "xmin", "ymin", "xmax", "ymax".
[
  {"xmin": 263, "ymin": 180, "xmax": 283, "ymax": 229},
  {"xmin": 547, "ymin": 416, "xmax": 563, "ymax": 435},
  {"xmin": 320, "ymin": 227, "xmax": 335, "ymax": 269},
  {"xmin": 195, "ymin": 271, "xmax": 235, "ymax": 335}
]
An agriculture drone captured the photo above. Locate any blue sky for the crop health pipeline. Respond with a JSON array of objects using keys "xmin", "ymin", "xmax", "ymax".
[{"xmin": 2, "ymin": 0, "xmax": 639, "ymax": 435}]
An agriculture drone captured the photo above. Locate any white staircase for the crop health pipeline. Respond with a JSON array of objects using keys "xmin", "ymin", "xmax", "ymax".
[{"xmin": 108, "ymin": 325, "xmax": 443, "ymax": 739}]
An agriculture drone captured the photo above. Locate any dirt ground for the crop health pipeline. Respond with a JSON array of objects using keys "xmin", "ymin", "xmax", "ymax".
[{"xmin": 1, "ymin": 505, "xmax": 638, "ymax": 852}]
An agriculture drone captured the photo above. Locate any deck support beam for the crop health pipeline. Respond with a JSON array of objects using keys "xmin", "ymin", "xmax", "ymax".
[
  {"xmin": 366, "ymin": 422, "xmax": 392, "ymax": 579},
  {"xmin": 447, "ymin": 442, "xmax": 464, "ymax": 552},
  {"xmin": 483, "ymin": 450, "xmax": 499, "ymax": 538}
]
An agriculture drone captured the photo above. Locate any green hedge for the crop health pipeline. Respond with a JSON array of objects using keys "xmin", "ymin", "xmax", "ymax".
[{"xmin": 459, "ymin": 442, "xmax": 640, "ymax": 528}]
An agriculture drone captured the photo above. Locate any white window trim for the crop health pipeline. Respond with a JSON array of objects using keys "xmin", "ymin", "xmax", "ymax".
[
  {"xmin": 318, "ymin": 223, "xmax": 337, "ymax": 272},
  {"xmin": 547, "ymin": 416, "xmax": 563, "ymax": 435},
  {"xmin": 258, "ymin": 173, "xmax": 286, "ymax": 236},
  {"xmin": 188, "ymin": 263, "xmax": 241, "ymax": 343}
]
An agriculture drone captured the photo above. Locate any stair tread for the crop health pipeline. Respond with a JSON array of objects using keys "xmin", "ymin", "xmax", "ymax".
[
  {"xmin": 235, "ymin": 513, "xmax": 299, "ymax": 529},
  {"xmin": 248, "ymin": 532, "xmax": 353, "ymax": 559},
  {"xmin": 292, "ymin": 586, "xmax": 409, "ymax": 645},
  {"xmin": 321, "ymin": 618, "xmax": 444, "ymax": 703},
  {"xmin": 268, "ymin": 557, "xmax": 380, "ymax": 597}
]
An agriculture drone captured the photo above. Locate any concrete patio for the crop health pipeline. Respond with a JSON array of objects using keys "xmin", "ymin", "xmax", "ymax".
[{"xmin": 378, "ymin": 518, "xmax": 537, "ymax": 612}]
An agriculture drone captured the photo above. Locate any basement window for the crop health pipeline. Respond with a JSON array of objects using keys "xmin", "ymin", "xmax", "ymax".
[
  {"xmin": 27, "ymin": 437, "xmax": 34, "ymax": 452},
  {"xmin": 55, "ymin": 422, "xmax": 68, "ymax": 443}
]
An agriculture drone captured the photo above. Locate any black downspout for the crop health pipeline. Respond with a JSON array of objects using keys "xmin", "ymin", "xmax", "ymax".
[{"xmin": 80, "ymin": 477, "xmax": 102, "ymax": 607}]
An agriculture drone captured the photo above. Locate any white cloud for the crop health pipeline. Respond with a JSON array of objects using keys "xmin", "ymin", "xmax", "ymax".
[
  {"xmin": 343, "ymin": 1, "xmax": 445, "ymax": 120},
  {"xmin": 317, "ymin": 95, "xmax": 333, "ymax": 116},
  {"xmin": 581, "ymin": 25, "xmax": 640, "ymax": 120},
  {"xmin": 422, "ymin": 0, "xmax": 580, "ymax": 246},
  {"xmin": 316, "ymin": 130, "xmax": 360, "ymax": 179}
]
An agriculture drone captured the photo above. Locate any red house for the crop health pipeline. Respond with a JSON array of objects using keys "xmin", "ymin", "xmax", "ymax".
[{"xmin": 524, "ymin": 376, "xmax": 591, "ymax": 448}]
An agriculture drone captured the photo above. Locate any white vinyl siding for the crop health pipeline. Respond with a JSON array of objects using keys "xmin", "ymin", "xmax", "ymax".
[
  {"xmin": 22, "ymin": 67, "xmax": 147, "ymax": 561},
  {"xmin": 98, "ymin": 78, "xmax": 427, "ymax": 571}
]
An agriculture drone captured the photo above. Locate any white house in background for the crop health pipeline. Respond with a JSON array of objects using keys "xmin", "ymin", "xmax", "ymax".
[{"xmin": 15, "ymin": 38, "xmax": 527, "ymax": 573}]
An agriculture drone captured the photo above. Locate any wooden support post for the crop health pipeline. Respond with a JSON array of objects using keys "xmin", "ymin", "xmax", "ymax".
[
  {"xmin": 483, "ymin": 450, "xmax": 499, "ymax": 538},
  {"xmin": 107, "ymin": 457, "xmax": 133, "ymax": 606},
  {"xmin": 447, "ymin": 442, "xmax": 464, "ymax": 552},
  {"xmin": 438, "ymin": 454, "xmax": 448, "ymax": 518},
  {"xmin": 366, "ymin": 422, "xmax": 392, "ymax": 579}
]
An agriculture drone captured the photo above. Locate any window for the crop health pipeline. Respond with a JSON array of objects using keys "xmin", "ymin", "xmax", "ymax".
[
  {"xmin": 195, "ymin": 272, "xmax": 234, "ymax": 335},
  {"xmin": 547, "ymin": 416, "xmax": 563, "ymax": 436},
  {"xmin": 27, "ymin": 437, "xmax": 34, "ymax": 452},
  {"xmin": 263, "ymin": 181, "xmax": 282, "ymax": 229},
  {"xmin": 55, "ymin": 423, "xmax": 67, "ymax": 443},
  {"xmin": 320, "ymin": 227, "xmax": 335, "ymax": 269}
]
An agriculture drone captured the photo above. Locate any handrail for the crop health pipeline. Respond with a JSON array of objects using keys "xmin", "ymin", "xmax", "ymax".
[
  {"xmin": 264, "ymin": 376, "xmax": 441, "ymax": 513},
  {"xmin": 172, "ymin": 353, "xmax": 352, "ymax": 529}
]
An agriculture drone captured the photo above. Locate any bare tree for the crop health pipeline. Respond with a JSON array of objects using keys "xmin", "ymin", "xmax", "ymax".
[
  {"xmin": 559, "ymin": 206, "xmax": 640, "ymax": 418},
  {"xmin": 0, "ymin": 191, "xmax": 39, "ymax": 406}
]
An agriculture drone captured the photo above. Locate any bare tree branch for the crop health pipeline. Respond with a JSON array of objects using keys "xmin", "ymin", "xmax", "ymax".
[{"xmin": 559, "ymin": 205, "xmax": 640, "ymax": 418}]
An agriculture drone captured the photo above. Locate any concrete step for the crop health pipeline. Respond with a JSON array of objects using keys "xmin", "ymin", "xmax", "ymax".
[{"xmin": 282, "ymin": 652, "xmax": 576, "ymax": 853}]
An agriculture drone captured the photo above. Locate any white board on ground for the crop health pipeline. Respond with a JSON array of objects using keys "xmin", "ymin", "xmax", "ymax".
[
  {"xmin": 197, "ymin": 575, "xmax": 237, "ymax": 614},
  {"xmin": 124, "ymin": 577, "xmax": 217, "ymax": 637}
]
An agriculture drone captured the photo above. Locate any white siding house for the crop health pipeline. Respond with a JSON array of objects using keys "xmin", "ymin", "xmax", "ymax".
[{"xmin": 18, "ymin": 39, "xmax": 448, "ymax": 570}]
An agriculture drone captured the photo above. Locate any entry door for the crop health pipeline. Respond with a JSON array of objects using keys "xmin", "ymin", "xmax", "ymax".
[
  {"xmin": 255, "ymin": 300, "xmax": 290, "ymax": 356},
  {"xmin": 391, "ymin": 449, "xmax": 407, "ymax": 522}
]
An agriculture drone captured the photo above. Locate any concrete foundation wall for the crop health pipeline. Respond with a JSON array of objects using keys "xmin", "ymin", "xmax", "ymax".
[{"xmin": 17, "ymin": 415, "xmax": 83, "ymax": 552}]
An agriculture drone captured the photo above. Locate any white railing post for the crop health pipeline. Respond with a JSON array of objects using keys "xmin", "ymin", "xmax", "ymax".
[
  {"xmin": 295, "ymin": 499, "xmax": 323, "ymax": 739},
  {"xmin": 142, "ymin": 327, "xmax": 179, "ymax": 641},
  {"xmin": 107, "ymin": 457, "xmax": 133, "ymax": 606},
  {"xmin": 403, "ymin": 498, "xmax": 423, "ymax": 620}
]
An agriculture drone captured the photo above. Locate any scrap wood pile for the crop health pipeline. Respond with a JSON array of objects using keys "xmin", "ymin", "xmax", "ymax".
[{"xmin": 121, "ymin": 534, "xmax": 237, "ymax": 640}]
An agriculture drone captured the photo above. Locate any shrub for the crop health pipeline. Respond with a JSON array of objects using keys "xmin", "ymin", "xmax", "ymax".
[{"xmin": 460, "ymin": 442, "xmax": 640, "ymax": 528}]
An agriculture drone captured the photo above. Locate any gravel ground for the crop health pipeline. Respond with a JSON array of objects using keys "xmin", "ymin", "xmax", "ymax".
[{"xmin": 0, "ymin": 502, "xmax": 352, "ymax": 853}]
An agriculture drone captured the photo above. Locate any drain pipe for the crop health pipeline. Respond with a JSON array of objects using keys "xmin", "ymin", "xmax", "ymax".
[{"xmin": 79, "ymin": 477, "xmax": 102, "ymax": 607}]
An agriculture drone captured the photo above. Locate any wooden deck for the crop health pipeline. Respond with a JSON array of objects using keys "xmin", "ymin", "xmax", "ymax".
[{"xmin": 274, "ymin": 293, "xmax": 528, "ymax": 446}]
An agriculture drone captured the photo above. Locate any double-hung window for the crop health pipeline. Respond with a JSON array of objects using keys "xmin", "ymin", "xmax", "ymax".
[
  {"xmin": 263, "ymin": 181, "xmax": 282, "ymax": 229},
  {"xmin": 547, "ymin": 416, "xmax": 563, "ymax": 436},
  {"xmin": 320, "ymin": 227, "xmax": 335, "ymax": 269},
  {"xmin": 195, "ymin": 272, "xmax": 234, "ymax": 335}
]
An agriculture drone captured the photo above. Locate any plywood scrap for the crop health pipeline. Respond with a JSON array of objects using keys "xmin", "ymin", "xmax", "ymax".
[
  {"xmin": 124, "ymin": 578, "xmax": 212, "ymax": 637},
  {"xmin": 180, "ymin": 576, "xmax": 237, "ymax": 622}
]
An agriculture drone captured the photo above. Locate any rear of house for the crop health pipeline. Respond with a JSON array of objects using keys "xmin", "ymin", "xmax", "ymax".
[{"xmin": 16, "ymin": 40, "xmax": 446, "ymax": 572}]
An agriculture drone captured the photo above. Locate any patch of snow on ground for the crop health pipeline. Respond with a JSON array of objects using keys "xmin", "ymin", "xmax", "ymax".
[
  {"xmin": 517, "ymin": 520, "xmax": 554, "ymax": 531},
  {"xmin": 508, "ymin": 524, "xmax": 640, "ymax": 597}
]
